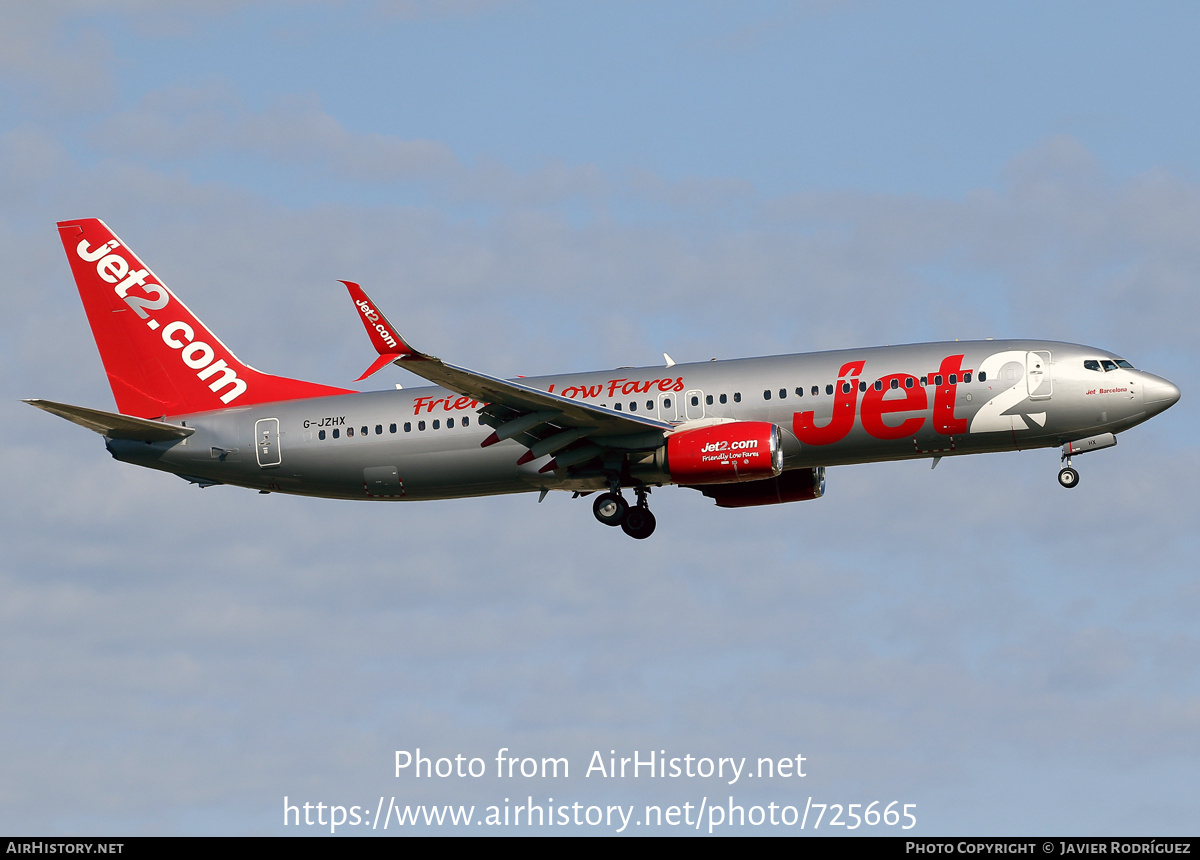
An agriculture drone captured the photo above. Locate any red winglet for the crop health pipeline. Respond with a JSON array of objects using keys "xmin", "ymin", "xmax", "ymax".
[
  {"xmin": 341, "ymin": 281, "xmax": 419, "ymax": 381},
  {"xmin": 355, "ymin": 352, "xmax": 406, "ymax": 382}
]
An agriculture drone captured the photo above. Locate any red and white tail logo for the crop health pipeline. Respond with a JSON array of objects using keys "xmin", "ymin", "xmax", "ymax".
[
  {"xmin": 58, "ymin": 219, "xmax": 352, "ymax": 418},
  {"xmin": 340, "ymin": 279, "xmax": 418, "ymax": 380}
]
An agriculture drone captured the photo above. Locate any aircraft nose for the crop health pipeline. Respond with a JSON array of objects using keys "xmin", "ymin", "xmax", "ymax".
[{"xmin": 1142, "ymin": 373, "xmax": 1181, "ymax": 414}]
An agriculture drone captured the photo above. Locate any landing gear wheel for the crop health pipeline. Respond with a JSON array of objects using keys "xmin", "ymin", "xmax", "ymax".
[
  {"xmin": 593, "ymin": 492, "xmax": 628, "ymax": 526},
  {"xmin": 621, "ymin": 507, "xmax": 656, "ymax": 540},
  {"xmin": 1058, "ymin": 467, "xmax": 1080, "ymax": 489}
]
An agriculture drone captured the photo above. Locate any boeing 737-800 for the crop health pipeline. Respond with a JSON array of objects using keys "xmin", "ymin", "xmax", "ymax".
[{"xmin": 27, "ymin": 219, "xmax": 1181, "ymax": 539}]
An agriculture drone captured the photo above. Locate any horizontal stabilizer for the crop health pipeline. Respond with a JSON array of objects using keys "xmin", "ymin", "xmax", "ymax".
[{"xmin": 24, "ymin": 399, "xmax": 195, "ymax": 442}]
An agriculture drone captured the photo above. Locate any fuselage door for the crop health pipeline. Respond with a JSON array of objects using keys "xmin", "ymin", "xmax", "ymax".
[
  {"xmin": 1026, "ymin": 351, "xmax": 1053, "ymax": 401},
  {"xmin": 255, "ymin": 418, "xmax": 281, "ymax": 468},
  {"xmin": 685, "ymin": 389, "xmax": 705, "ymax": 421}
]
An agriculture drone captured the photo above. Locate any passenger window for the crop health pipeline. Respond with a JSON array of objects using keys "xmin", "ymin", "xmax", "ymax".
[
  {"xmin": 905, "ymin": 377, "xmax": 914, "ymax": 388},
  {"xmin": 615, "ymin": 403, "xmax": 622, "ymax": 411},
  {"xmin": 665, "ymin": 398, "xmax": 672, "ymax": 409},
  {"xmin": 795, "ymin": 387, "xmax": 804, "ymax": 397},
  {"xmin": 811, "ymin": 386, "xmax": 818, "ymax": 396},
  {"xmin": 705, "ymin": 395, "xmax": 713, "ymax": 405},
  {"xmin": 842, "ymin": 383, "xmax": 851, "ymax": 394},
  {"xmin": 890, "ymin": 378, "xmax": 898, "ymax": 390},
  {"xmin": 333, "ymin": 428, "xmax": 340, "ymax": 439},
  {"xmin": 462, "ymin": 417, "xmax": 470, "ymax": 427},
  {"xmin": 920, "ymin": 376, "xmax": 928, "ymax": 386},
  {"xmin": 347, "ymin": 427, "xmax": 355, "ymax": 438},
  {"xmin": 448, "ymin": 418, "xmax": 455, "ymax": 428},
  {"xmin": 376, "ymin": 424, "xmax": 383, "ymax": 435},
  {"xmin": 418, "ymin": 421, "xmax": 426, "ymax": 431},
  {"xmin": 646, "ymin": 401, "xmax": 653, "ymax": 411},
  {"xmin": 977, "ymin": 372, "xmax": 985, "ymax": 383},
  {"xmin": 719, "ymin": 394, "xmax": 727, "ymax": 404},
  {"xmin": 404, "ymin": 422, "xmax": 411, "ymax": 432},
  {"xmin": 763, "ymin": 390, "xmax": 772, "ymax": 400},
  {"xmin": 629, "ymin": 402, "xmax": 637, "ymax": 412},
  {"xmin": 433, "ymin": 419, "xmax": 440, "ymax": 430},
  {"xmin": 390, "ymin": 423, "xmax": 397, "ymax": 433},
  {"xmin": 733, "ymin": 392, "xmax": 741, "ymax": 403},
  {"xmin": 825, "ymin": 384, "xmax": 833, "ymax": 395},
  {"xmin": 874, "ymin": 380, "xmax": 883, "ymax": 391},
  {"xmin": 360, "ymin": 426, "xmax": 367, "ymax": 436},
  {"xmin": 964, "ymin": 372, "xmax": 972, "ymax": 383},
  {"xmin": 690, "ymin": 396, "xmax": 699, "ymax": 406},
  {"xmin": 319, "ymin": 429, "xmax": 326, "ymax": 440},
  {"xmin": 949, "ymin": 374, "xmax": 957, "ymax": 385},
  {"xmin": 779, "ymin": 388, "xmax": 786, "ymax": 399},
  {"xmin": 935, "ymin": 375, "xmax": 943, "ymax": 386}
]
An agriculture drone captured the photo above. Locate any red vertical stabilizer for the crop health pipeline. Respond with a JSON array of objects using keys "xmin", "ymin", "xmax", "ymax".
[{"xmin": 58, "ymin": 219, "xmax": 353, "ymax": 418}]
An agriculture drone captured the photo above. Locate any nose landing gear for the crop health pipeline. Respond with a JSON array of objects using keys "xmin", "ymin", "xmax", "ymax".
[
  {"xmin": 1056, "ymin": 432, "xmax": 1118, "ymax": 489},
  {"xmin": 590, "ymin": 485, "xmax": 657, "ymax": 538}
]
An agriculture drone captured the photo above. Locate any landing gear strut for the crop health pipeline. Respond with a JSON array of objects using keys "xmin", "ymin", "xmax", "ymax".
[
  {"xmin": 1058, "ymin": 450, "xmax": 1080, "ymax": 489},
  {"xmin": 589, "ymin": 485, "xmax": 657, "ymax": 538}
]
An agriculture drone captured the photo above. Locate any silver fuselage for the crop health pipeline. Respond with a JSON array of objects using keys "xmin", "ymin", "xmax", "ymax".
[{"xmin": 105, "ymin": 339, "xmax": 1179, "ymax": 502}]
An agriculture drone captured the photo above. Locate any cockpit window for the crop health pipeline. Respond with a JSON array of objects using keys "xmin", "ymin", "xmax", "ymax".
[
  {"xmin": 1115, "ymin": 359, "xmax": 1135, "ymax": 369},
  {"xmin": 1084, "ymin": 360, "xmax": 1101, "ymax": 371},
  {"xmin": 1101, "ymin": 359, "xmax": 1118, "ymax": 372}
]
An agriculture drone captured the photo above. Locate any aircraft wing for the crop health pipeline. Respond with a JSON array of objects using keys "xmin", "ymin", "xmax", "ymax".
[
  {"xmin": 341, "ymin": 281, "xmax": 672, "ymax": 467},
  {"xmin": 399, "ymin": 355, "xmax": 673, "ymax": 437}
]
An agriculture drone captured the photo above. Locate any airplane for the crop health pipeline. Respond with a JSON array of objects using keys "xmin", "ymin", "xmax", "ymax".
[{"xmin": 26, "ymin": 218, "xmax": 1181, "ymax": 539}]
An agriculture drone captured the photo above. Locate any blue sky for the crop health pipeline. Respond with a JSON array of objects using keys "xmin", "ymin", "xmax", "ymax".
[
  {"xmin": 1, "ymin": 0, "xmax": 1197, "ymax": 835},
  {"xmin": 78, "ymin": 1, "xmax": 1200, "ymax": 198}
]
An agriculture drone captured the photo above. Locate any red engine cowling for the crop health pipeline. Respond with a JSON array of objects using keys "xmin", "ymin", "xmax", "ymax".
[
  {"xmin": 666, "ymin": 422, "xmax": 783, "ymax": 485},
  {"xmin": 694, "ymin": 467, "xmax": 826, "ymax": 508}
]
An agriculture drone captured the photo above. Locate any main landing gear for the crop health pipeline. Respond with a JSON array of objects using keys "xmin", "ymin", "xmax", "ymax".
[
  {"xmin": 592, "ymin": 486, "xmax": 656, "ymax": 539},
  {"xmin": 592, "ymin": 492, "xmax": 627, "ymax": 525}
]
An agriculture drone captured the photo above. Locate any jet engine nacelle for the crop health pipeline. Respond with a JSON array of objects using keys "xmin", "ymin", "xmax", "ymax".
[
  {"xmin": 693, "ymin": 467, "xmax": 826, "ymax": 508},
  {"xmin": 664, "ymin": 421, "xmax": 783, "ymax": 485}
]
